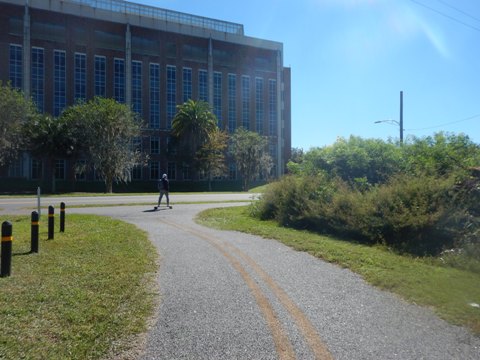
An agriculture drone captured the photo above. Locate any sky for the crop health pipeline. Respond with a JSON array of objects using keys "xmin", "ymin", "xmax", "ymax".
[{"xmin": 129, "ymin": 0, "xmax": 480, "ymax": 150}]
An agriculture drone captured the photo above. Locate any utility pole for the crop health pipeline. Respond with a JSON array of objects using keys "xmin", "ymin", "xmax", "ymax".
[
  {"xmin": 400, "ymin": 91, "xmax": 404, "ymax": 144},
  {"xmin": 374, "ymin": 91, "xmax": 404, "ymax": 145}
]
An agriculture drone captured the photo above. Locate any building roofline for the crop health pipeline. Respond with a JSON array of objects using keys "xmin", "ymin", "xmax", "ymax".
[
  {"xmin": 3, "ymin": 0, "xmax": 283, "ymax": 50},
  {"xmin": 69, "ymin": 0, "xmax": 244, "ymax": 35}
]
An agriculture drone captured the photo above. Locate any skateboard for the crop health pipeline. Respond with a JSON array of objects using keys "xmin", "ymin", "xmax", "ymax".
[{"xmin": 154, "ymin": 205, "xmax": 173, "ymax": 210}]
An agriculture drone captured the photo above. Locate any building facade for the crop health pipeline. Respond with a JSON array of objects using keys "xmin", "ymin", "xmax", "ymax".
[{"xmin": 0, "ymin": 0, "xmax": 291, "ymax": 186}]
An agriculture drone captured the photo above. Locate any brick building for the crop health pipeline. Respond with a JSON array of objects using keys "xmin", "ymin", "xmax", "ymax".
[{"xmin": 0, "ymin": 0, "xmax": 291, "ymax": 189}]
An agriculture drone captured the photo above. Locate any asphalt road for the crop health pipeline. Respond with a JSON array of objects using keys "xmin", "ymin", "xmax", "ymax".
[
  {"xmin": 0, "ymin": 193, "xmax": 258, "ymax": 215},
  {"xmin": 1, "ymin": 195, "xmax": 479, "ymax": 359}
]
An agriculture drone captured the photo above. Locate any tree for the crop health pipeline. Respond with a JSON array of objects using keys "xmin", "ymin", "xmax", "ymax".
[
  {"xmin": 171, "ymin": 100, "xmax": 218, "ymax": 172},
  {"xmin": 230, "ymin": 127, "xmax": 272, "ymax": 191},
  {"xmin": 259, "ymin": 152, "xmax": 274, "ymax": 181},
  {"xmin": 290, "ymin": 136, "xmax": 402, "ymax": 186},
  {"xmin": 63, "ymin": 97, "xmax": 146, "ymax": 193},
  {"xmin": 400, "ymin": 132, "xmax": 480, "ymax": 177},
  {"xmin": 289, "ymin": 147, "xmax": 304, "ymax": 163},
  {"xmin": 23, "ymin": 115, "xmax": 76, "ymax": 192},
  {"xmin": 58, "ymin": 104, "xmax": 95, "ymax": 184},
  {"xmin": 195, "ymin": 129, "xmax": 228, "ymax": 190},
  {"xmin": 0, "ymin": 82, "xmax": 39, "ymax": 167}
]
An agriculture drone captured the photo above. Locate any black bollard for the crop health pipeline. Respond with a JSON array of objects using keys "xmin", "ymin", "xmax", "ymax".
[
  {"xmin": 31, "ymin": 211, "xmax": 39, "ymax": 253},
  {"xmin": 48, "ymin": 205, "xmax": 54, "ymax": 240},
  {"xmin": 1, "ymin": 221, "xmax": 13, "ymax": 277},
  {"xmin": 60, "ymin": 202, "xmax": 65, "ymax": 233}
]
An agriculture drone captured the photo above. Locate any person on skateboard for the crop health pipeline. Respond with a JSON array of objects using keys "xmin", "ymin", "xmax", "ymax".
[{"xmin": 155, "ymin": 173, "xmax": 171, "ymax": 209}]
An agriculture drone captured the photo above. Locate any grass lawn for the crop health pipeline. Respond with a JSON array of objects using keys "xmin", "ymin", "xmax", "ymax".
[
  {"xmin": 0, "ymin": 214, "xmax": 158, "ymax": 360},
  {"xmin": 196, "ymin": 205, "xmax": 480, "ymax": 336}
]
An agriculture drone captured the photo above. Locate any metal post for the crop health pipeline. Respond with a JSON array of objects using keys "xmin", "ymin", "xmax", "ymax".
[
  {"xmin": 48, "ymin": 205, "xmax": 54, "ymax": 240},
  {"xmin": 31, "ymin": 211, "xmax": 39, "ymax": 253},
  {"xmin": 400, "ymin": 91, "xmax": 404, "ymax": 144},
  {"xmin": 37, "ymin": 186, "xmax": 41, "ymax": 218},
  {"xmin": 1, "ymin": 221, "xmax": 13, "ymax": 277},
  {"xmin": 60, "ymin": 202, "xmax": 65, "ymax": 233}
]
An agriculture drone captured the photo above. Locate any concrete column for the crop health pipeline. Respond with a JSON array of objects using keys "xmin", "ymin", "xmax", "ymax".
[
  {"xmin": 276, "ymin": 49, "xmax": 284, "ymax": 177},
  {"xmin": 23, "ymin": 1, "xmax": 31, "ymax": 98},
  {"xmin": 208, "ymin": 37, "xmax": 214, "ymax": 108},
  {"xmin": 125, "ymin": 23, "xmax": 132, "ymax": 106}
]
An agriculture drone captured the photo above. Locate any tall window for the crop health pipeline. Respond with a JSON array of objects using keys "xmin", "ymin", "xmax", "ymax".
[
  {"xmin": 132, "ymin": 136, "xmax": 142, "ymax": 156},
  {"xmin": 198, "ymin": 69, "xmax": 208, "ymax": 102},
  {"xmin": 132, "ymin": 60, "xmax": 142, "ymax": 115},
  {"xmin": 31, "ymin": 47, "xmax": 44, "ymax": 113},
  {"xmin": 53, "ymin": 50, "xmax": 66, "ymax": 117},
  {"xmin": 150, "ymin": 63, "xmax": 160, "ymax": 129},
  {"xmin": 213, "ymin": 72, "xmax": 222, "ymax": 128},
  {"xmin": 9, "ymin": 44, "xmax": 22, "ymax": 90},
  {"xmin": 255, "ymin": 77, "xmax": 264, "ymax": 135},
  {"xmin": 114, "ymin": 58, "xmax": 125, "ymax": 103},
  {"xmin": 167, "ymin": 136, "xmax": 176, "ymax": 155},
  {"xmin": 75, "ymin": 159, "xmax": 87, "ymax": 181},
  {"xmin": 8, "ymin": 158, "xmax": 23, "ymax": 177},
  {"xmin": 269, "ymin": 79, "xmax": 277, "ymax": 136},
  {"xmin": 150, "ymin": 161, "xmax": 159, "ymax": 180},
  {"xmin": 167, "ymin": 162, "xmax": 176, "ymax": 180},
  {"xmin": 183, "ymin": 67, "xmax": 192, "ymax": 102},
  {"xmin": 166, "ymin": 65, "xmax": 176, "ymax": 129},
  {"xmin": 74, "ymin": 53, "xmax": 86, "ymax": 102},
  {"xmin": 241, "ymin": 75, "xmax": 250, "ymax": 130},
  {"xmin": 182, "ymin": 164, "xmax": 191, "ymax": 180},
  {"xmin": 228, "ymin": 74, "xmax": 236, "ymax": 133},
  {"xmin": 132, "ymin": 165, "xmax": 142, "ymax": 180},
  {"xmin": 94, "ymin": 55, "xmax": 106, "ymax": 97},
  {"xmin": 269, "ymin": 141, "xmax": 276, "ymax": 160},
  {"xmin": 150, "ymin": 136, "xmax": 160, "ymax": 154},
  {"xmin": 55, "ymin": 160, "xmax": 66, "ymax": 180},
  {"xmin": 31, "ymin": 159, "xmax": 43, "ymax": 180}
]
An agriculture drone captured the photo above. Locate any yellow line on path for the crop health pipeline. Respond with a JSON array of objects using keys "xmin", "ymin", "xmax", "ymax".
[
  {"xmin": 225, "ymin": 243, "xmax": 334, "ymax": 360},
  {"xmin": 162, "ymin": 219, "xmax": 296, "ymax": 360},
  {"xmin": 162, "ymin": 219, "xmax": 334, "ymax": 359}
]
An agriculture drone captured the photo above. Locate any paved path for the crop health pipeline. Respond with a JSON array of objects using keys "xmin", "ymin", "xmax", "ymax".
[
  {"xmin": 65, "ymin": 201, "xmax": 479, "ymax": 360},
  {"xmin": 0, "ymin": 193, "xmax": 258, "ymax": 214}
]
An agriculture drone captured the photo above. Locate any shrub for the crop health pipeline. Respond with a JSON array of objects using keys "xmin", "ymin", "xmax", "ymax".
[
  {"xmin": 255, "ymin": 172, "xmax": 479, "ymax": 256},
  {"xmin": 362, "ymin": 174, "xmax": 457, "ymax": 254},
  {"xmin": 255, "ymin": 174, "xmax": 337, "ymax": 229}
]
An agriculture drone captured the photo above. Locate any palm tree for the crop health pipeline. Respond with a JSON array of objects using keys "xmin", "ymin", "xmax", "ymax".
[{"xmin": 171, "ymin": 100, "xmax": 218, "ymax": 173}]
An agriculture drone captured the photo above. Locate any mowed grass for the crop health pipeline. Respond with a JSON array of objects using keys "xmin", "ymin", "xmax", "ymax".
[
  {"xmin": 0, "ymin": 214, "xmax": 158, "ymax": 360},
  {"xmin": 196, "ymin": 205, "xmax": 480, "ymax": 336}
]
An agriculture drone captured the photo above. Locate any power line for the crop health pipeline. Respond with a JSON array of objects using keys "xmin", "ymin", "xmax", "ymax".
[
  {"xmin": 435, "ymin": 0, "xmax": 480, "ymax": 24},
  {"xmin": 406, "ymin": 113, "xmax": 480, "ymax": 131},
  {"xmin": 409, "ymin": 0, "xmax": 480, "ymax": 33}
]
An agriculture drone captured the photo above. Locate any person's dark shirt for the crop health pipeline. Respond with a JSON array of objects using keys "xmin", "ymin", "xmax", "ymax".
[{"xmin": 161, "ymin": 178, "xmax": 169, "ymax": 191}]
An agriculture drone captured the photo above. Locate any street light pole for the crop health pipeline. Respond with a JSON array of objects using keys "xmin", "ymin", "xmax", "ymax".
[
  {"xmin": 374, "ymin": 91, "xmax": 404, "ymax": 145},
  {"xmin": 399, "ymin": 91, "xmax": 403, "ymax": 144}
]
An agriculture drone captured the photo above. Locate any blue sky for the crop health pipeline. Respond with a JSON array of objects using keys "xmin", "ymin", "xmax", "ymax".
[{"xmin": 129, "ymin": 0, "xmax": 480, "ymax": 150}]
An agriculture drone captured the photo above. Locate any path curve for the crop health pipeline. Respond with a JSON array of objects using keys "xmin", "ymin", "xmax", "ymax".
[{"xmin": 68, "ymin": 202, "xmax": 480, "ymax": 360}]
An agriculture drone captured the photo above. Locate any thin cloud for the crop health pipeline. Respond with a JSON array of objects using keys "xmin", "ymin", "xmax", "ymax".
[
  {"xmin": 314, "ymin": 0, "xmax": 450, "ymax": 59},
  {"xmin": 388, "ymin": 4, "xmax": 450, "ymax": 58}
]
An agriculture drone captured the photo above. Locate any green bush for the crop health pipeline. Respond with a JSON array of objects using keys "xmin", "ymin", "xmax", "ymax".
[
  {"xmin": 255, "ymin": 172, "xmax": 479, "ymax": 257},
  {"xmin": 276, "ymin": 133, "xmax": 480, "ymax": 262},
  {"xmin": 362, "ymin": 174, "xmax": 457, "ymax": 254},
  {"xmin": 255, "ymin": 174, "xmax": 337, "ymax": 230}
]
